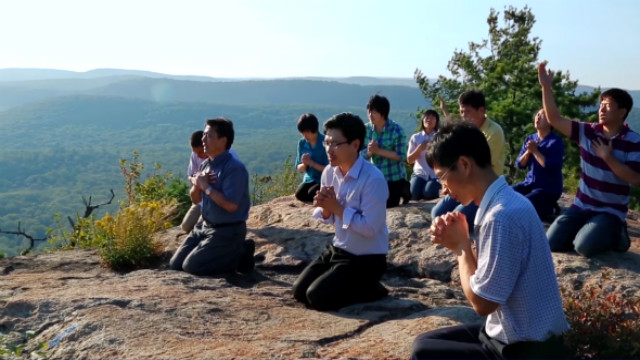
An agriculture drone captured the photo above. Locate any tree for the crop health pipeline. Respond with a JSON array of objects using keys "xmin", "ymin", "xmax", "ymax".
[{"xmin": 414, "ymin": 5, "xmax": 599, "ymax": 187}]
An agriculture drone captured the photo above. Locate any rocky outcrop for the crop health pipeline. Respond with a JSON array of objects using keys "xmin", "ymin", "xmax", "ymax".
[{"xmin": 1, "ymin": 195, "xmax": 639, "ymax": 359}]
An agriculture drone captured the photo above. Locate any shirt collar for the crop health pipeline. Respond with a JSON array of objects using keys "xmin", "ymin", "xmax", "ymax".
[
  {"xmin": 210, "ymin": 150, "xmax": 232, "ymax": 167},
  {"xmin": 343, "ymin": 156, "xmax": 365, "ymax": 180},
  {"xmin": 474, "ymin": 175, "xmax": 508, "ymax": 227},
  {"xmin": 593, "ymin": 122, "xmax": 630, "ymax": 138}
]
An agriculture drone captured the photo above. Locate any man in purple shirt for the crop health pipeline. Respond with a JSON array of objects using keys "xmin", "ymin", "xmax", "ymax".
[
  {"xmin": 513, "ymin": 109, "xmax": 564, "ymax": 220},
  {"xmin": 539, "ymin": 62, "xmax": 640, "ymax": 257}
]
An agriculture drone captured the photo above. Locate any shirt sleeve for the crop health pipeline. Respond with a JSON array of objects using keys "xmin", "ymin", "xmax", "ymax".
[
  {"xmin": 486, "ymin": 127, "xmax": 505, "ymax": 174},
  {"xmin": 295, "ymin": 139, "xmax": 304, "ymax": 166},
  {"xmin": 220, "ymin": 163, "xmax": 248, "ymax": 209},
  {"xmin": 187, "ymin": 152, "xmax": 198, "ymax": 177},
  {"xmin": 341, "ymin": 173, "xmax": 388, "ymax": 238},
  {"xmin": 515, "ymin": 136, "xmax": 530, "ymax": 169},
  {"xmin": 470, "ymin": 214, "xmax": 523, "ymax": 304},
  {"xmin": 542, "ymin": 135, "xmax": 565, "ymax": 170},
  {"xmin": 395, "ymin": 126, "xmax": 408, "ymax": 162}
]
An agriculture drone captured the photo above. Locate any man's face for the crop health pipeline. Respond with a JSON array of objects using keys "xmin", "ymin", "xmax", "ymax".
[
  {"xmin": 599, "ymin": 97, "xmax": 626, "ymax": 127},
  {"xmin": 367, "ymin": 109, "xmax": 385, "ymax": 127},
  {"xmin": 534, "ymin": 109, "xmax": 550, "ymax": 131},
  {"xmin": 202, "ymin": 125, "xmax": 226, "ymax": 157},
  {"xmin": 324, "ymin": 128, "xmax": 354, "ymax": 168},
  {"xmin": 300, "ymin": 130, "xmax": 316, "ymax": 143},
  {"xmin": 459, "ymin": 104, "xmax": 484, "ymax": 125},
  {"xmin": 192, "ymin": 145, "xmax": 207, "ymax": 159},
  {"xmin": 434, "ymin": 159, "xmax": 474, "ymax": 206}
]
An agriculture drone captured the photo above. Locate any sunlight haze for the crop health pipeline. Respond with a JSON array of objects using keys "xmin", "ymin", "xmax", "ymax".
[{"xmin": 1, "ymin": 0, "xmax": 639, "ymax": 89}]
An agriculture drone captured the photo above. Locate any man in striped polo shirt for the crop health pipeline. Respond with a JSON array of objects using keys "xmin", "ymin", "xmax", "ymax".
[{"xmin": 539, "ymin": 62, "xmax": 640, "ymax": 257}]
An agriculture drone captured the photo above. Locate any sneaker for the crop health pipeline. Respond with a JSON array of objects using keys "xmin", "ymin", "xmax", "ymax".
[
  {"xmin": 237, "ymin": 239, "xmax": 255, "ymax": 274},
  {"xmin": 613, "ymin": 222, "xmax": 631, "ymax": 252}
]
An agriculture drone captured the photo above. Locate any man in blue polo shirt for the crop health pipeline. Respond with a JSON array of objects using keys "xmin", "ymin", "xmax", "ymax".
[{"xmin": 170, "ymin": 117, "xmax": 254, "ymax": 275}]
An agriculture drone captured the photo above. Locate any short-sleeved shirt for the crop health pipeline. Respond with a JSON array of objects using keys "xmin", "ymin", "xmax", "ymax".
[
  {"xmin": 296, "ymin": 133, "xmax": 329, "ymax": 184},
  {"xmin": 200, "ymin": 151, "xmax": 251, "ymax": 224},
  {"xmin": 361, "ymin": 118, "xmax": 408, "ymax": 182},
  {"xmin": 312, "ymin": 156, "xmax": 389, "ymax": 255},
  {"xmin": 472, "ymin": 176, "xmax": 569, "ymax": 344},
  {"xmin": 480, "ymin": 118, "xmax": 505, "ymax": 175},
  {"xmin": 570, "ymin": 121, "xmax": 640, "ymax": 221},
  {"xmin": 515, "ymin": 131, "xmax": 564, "ymax": 195},
  {"xmin": 407, "ymin": 130, "xmax": 437, "ymax": 180}
]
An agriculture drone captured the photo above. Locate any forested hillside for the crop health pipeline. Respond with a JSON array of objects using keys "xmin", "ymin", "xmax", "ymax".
[
  {"xmin": 1, "ymin": 69, "xmax": 638, "ymax": 257},
  {"xmin": 0, "ymin": 86, "xmax": 425, "ymax": 256}
]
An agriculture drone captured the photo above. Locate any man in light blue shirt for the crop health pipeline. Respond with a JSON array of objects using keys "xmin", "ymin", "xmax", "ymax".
[
  {"xmin": 411, "ymin": 123, "xmax": 568, "ymax": 359},
  {"xmin": 293, "ymin": 112, "xmax": 389, "ymax": 311}
]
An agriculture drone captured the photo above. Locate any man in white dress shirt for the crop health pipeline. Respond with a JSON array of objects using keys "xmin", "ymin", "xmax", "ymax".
[{"xmin": 292, "ymin": 112, "xmax": 389, "ymax": 311}]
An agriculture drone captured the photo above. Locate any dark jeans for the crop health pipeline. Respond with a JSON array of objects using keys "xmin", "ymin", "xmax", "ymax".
[
  {"xmin": 547, "ymin": 206, "xmax": 626, "ymax": 257},
  {"xmin": 410, "ymin": 174, "xmax": 441, "ymax": 200},
  {"xmin": 387, "ymin": 179, "xmax": 409, "ymax": 208},
  {"xmin": 512, "ymin": 183, "xmax": 560, "ymax": 220},
  {"xmin": 295, "ymin": 181, "xmax": 320, "ymax": 202},
  {"xmin": 411, "ymin": 324, "xmax": 567, "ymax": 359},
  {"xmin": 169, "ymin": 221, "xmax": 247, "ymax": 275},
  {"xmin": 292, "ymin": 245, "xmax": 387, "ymax": 311},
  {"xmin": 431, "ymin": 194, "xmax": 478, "ymax": 234}
]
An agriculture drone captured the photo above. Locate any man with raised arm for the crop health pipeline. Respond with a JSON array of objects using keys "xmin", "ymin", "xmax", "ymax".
[
  {"xmin": 170, "ymin": 117, "xmax": 255, "ymax": 275},
  {"xmin": 293, "ymin": 113, "xmax": 389, "ymax": 311},
  {"xmin": 538, "ymin": 62, "xmax": 640, "ymax": 257},
  {"xmin": 411, "ymin": 123, "xmax": 567, "ymax": 359}
]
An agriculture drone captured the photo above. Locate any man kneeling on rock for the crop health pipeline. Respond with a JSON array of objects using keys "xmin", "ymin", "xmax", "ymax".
[
  {"xmin": 411, "ymin": 123, "xmax": 568, "ymax": 359},
  {"xmin": 170, "ymin": 117, "xmax": 254, "ymax": 275},
  {"xmin": 293, "ymin": 112, "xmax": 389, "ymax": 311}
]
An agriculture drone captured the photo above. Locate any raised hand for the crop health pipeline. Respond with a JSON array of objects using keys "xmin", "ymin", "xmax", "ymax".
[{"xmin": 538, "ymin": 61, "xmax": 553, "ymax": 88}]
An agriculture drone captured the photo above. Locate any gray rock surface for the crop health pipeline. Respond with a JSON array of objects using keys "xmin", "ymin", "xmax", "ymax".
[{"xmin": 1, "ymin": 195, "xmax": 639, "ymax": 359}]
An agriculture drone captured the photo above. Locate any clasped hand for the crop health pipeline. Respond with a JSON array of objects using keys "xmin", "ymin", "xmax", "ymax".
[
  {"xmin": 195, "ymin": 170, "xmax": 217, "ymax": 191},
  {"xmin": 367, "ymin": 139, "xmax": 379, "ymax": 156},
  {"xmin": 314, "ymin": 185, "xmax": 339, "ymax": 213},
  {"xmin": 429, "ymin": 211, "xmax": 470, "ymax": 253}
]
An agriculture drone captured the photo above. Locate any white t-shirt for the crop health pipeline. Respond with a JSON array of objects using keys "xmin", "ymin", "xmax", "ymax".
[{"xmin": 407, "ymin": 131, "xmax": 437, "ymax": 180}]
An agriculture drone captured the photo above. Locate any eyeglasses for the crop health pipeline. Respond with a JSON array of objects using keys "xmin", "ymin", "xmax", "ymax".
[
  {"xmin": 323, "ymin": 140, "xmax": 349, "ymax": 149},
  {"xmin": 437, "ymin": 165, "xmax": 456, "ymax": 185}
]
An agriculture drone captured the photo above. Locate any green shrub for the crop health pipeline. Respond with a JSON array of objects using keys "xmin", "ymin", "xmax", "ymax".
[
  {"xmin": 562, "ymin": 270, "xmax": 640, "ymax": 359},
  {"xmin": 251, "ymin": 154, "xmax": 300, "ymax": 205},
  {"xmin": 0, "ymin": 330, "xmax": 47, "ymax": 359}
]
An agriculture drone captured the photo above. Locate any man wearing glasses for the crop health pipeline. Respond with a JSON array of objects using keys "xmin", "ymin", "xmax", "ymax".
[
  {"xmin": 293, "ymin": 113, "xmax": 389, "ymax": 311},
  {"xmin": 411, "ymin": 123, "xmax": 567, "ymax": 359}
]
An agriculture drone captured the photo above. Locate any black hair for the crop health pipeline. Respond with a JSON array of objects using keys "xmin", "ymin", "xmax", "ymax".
[
  {"xmin": 296, "ymin": 113, "xmax": 319, "ymax": 133},
  {"xmin": 601, "ymin": 88, "xmax": 634, "ymax": 120},
  {"xmin": 426, "ymin": 122, "xmax": 491, "ymax": 169},
  {"xmin": 367, "ymin": 94, "xmax": 390, "ymax": 120},
  {"xmin": 190, "ymin": 130, "xmax": 204, "ymax": 148},
  {"xmin": 458, "ymin": 90, "xmax": 486, "ymax": 110},
  {"xmin": 205, "ymin": 117, "xmax": 235, "ymax": 150},
  {"xmin": 421, "ymin": 109, "xmax": 440, "ymax": 132},
  {"xmin": 323, "ymin": 113, "xmax": 366, "ymax": 151}
]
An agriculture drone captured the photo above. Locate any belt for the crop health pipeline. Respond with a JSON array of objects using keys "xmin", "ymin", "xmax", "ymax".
[{"xmin": 204, "ymin": 220, "xmax": 245, "ymax": 228}]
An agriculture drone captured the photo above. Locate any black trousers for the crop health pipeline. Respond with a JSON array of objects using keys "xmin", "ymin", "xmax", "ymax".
[
  {"xmin": 386, "ymin": 179, "xmax": 409, "ymax": 208},
  {"xmin": 292, "ymin": 245, "xmax": 387, "ymax": 311},
  {"xmin": 295, "ymin": 181, "xmax": 321, "ymax": 202},
  {"xmin": 411, "ymin": 324, "xmax": 567, "ymax": 359}
]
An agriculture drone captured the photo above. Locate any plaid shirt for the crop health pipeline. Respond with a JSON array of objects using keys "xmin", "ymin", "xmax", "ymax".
[{"xmin": 361, "ymin": 118, "xmax": 408, "ymax": 181}]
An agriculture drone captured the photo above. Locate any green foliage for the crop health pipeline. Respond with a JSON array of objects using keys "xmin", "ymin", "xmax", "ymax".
[
  {"xmin": 120, "ymin": 150, "xmax": 189, "ymax": 224},
  {"xmin": 94, "ymin": 201, "xmax": 173, "ymax": 271},
  {"xmin": 251, "ymin": 155, "xmax": 301, "ymax": 205},
  {"xmin": 0, "ymin": 330, "xmax": 47, "ymax": 359},
  {"xmin": 414, "ymin": 5, "xmax": 599, "ymax": 187},
  {"xmin": 562, "ymin": 270, "xmax": 640, "ymax": 359}
]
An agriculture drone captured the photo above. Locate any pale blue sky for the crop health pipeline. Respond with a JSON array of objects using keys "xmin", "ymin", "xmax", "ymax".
[{"xmin": 1, "ymin": 0, "xmax": 639, "ymax": 89}]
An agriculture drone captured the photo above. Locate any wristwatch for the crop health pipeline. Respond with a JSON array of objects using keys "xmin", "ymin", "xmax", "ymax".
[{"xmin": 205, "ymin": 186, "xmax": 214, "ymax": 196}]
